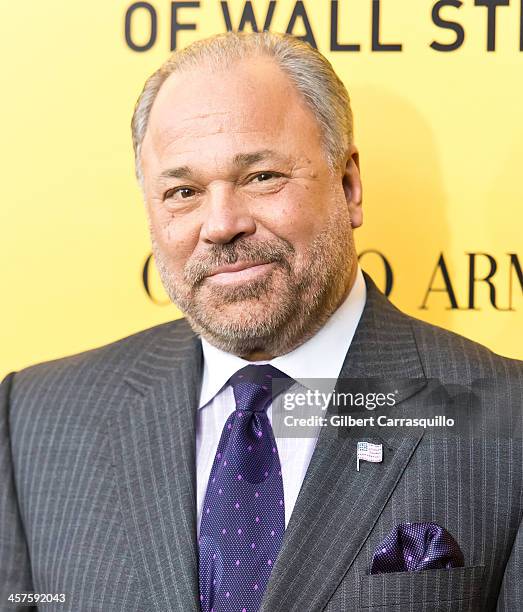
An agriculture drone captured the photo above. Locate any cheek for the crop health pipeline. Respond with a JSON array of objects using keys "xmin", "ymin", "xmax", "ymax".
[
  {"xmin": 148, "ymin": 203, "xmax": 200, "ymax": 270},
  {"xmin": 261, "ymin": 186, "xmax": 327, "ymax": 254}
]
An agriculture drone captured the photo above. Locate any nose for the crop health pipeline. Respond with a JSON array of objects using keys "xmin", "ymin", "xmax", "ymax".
[{"xmin": 200, "ymin": 183, "xmax": 256, "ymax": 244}]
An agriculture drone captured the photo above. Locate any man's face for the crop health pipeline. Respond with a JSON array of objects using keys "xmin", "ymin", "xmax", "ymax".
[{"xmin": 140, "ymin": 55, "xmax": 362, "ymax": 358}]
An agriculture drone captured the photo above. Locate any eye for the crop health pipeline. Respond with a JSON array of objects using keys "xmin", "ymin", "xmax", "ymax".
[
  {"xmin": 251, "ymin": 172, "xmax": 279, "ymax": 182},
  {"xmin": 178, "ymin": 187, "xmax": 195, "ymax": 198},
  {"xmin": 164, "ymin": 186, "xmax": 196, "ymax": 200}
]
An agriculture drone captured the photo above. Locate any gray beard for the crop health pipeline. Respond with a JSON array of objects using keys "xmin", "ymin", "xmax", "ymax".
[{"xmin": 151, "ymin": 206, "xmax": 356, "ymax": 358}]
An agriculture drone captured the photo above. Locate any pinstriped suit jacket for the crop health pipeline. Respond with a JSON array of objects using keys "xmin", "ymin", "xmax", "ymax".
[{"xmin": 1, "ymin": 274, "xmax": 522, "ymax": 611}]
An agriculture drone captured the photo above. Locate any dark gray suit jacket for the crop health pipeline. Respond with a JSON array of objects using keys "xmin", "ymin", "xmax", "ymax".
[{"xmin": 1, "ymin": 275, "xmax": 521, "ymax": 611}]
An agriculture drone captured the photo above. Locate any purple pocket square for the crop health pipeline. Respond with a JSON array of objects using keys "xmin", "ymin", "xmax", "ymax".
[{"xmin": 370, "ymin": 522, "xmax": 464, "ymax": 574}]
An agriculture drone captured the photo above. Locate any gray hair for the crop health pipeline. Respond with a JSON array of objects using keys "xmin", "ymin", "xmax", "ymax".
[{"xmin": 131, "ymin": 31, "xmax": 354, "ymax": 184}]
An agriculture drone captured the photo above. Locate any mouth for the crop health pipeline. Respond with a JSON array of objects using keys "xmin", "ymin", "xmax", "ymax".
[{"xmin": 205, "ymin": 261, "xmax": 276, "ymax": 284}]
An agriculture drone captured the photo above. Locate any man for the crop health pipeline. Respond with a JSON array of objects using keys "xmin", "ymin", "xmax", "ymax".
[{"xmin": 1, "ymin": 31, "xmax": 521, "ymax": 612}]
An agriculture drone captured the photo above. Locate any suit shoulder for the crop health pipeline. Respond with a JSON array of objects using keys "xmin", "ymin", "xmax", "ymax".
[
  {"xmin": 7, "ymin": 317, "xmax": 197, "ymax": 393},
  {"xmin": 406, "ymin": 313, "xmax": 522, "ymax": 382}
]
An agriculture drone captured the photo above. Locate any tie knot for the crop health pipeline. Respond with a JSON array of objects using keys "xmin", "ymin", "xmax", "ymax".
[{"xmin": 229, "ymin": 365, "xmax": 291, "ymax": 413}]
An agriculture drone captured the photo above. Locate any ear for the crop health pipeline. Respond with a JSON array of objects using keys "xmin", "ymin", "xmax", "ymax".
[{"xmin": 342, "ymin": 144, "xmax": 363, "ymax": 229}]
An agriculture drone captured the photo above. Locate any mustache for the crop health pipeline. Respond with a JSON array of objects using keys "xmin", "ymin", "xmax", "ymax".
[{"xmin": 184, "ymin": 239, "xmax": 294, "ymax": 286}]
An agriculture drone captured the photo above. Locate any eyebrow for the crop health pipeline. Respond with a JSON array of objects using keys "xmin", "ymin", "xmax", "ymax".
[
  {"xmin": 158, "ymin": 165, "xmax": 192, "ymax": 181},
  {"xmin": 232, "ymin": 149, "xmax": 287, "ymax": 167},
  {"xmin": 157, "ymin": 149, "xmax": 289, "ymax": 182}
]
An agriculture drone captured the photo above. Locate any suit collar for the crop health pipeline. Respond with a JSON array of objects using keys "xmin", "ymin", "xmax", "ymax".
[{"xmin": 341, "ymin": 271, "xmax": 426, "ymax": 380}]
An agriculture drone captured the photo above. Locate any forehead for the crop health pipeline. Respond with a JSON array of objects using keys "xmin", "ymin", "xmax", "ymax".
[{"xmin": 141, "ymin": 55, "xmax": 324, "ymax": 173}]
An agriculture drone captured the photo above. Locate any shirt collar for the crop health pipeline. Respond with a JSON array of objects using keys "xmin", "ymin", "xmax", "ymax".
[{"xmin": 198, "ymin": 266, "xmax": 366, "ymax": 409}]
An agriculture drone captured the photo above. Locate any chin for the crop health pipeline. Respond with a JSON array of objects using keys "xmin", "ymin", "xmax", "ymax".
[
  {"xmin": 200, "ymin": 298, "xmax": 281, "ymax": 332},
  {"xmin": 185, "ymin": 294, "xmax": 293, "ymax": 349}
]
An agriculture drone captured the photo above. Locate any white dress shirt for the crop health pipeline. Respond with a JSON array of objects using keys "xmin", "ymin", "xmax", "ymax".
[{"xmin": 196, "ymin": 267, "xmax": 366, "ymax": 536}]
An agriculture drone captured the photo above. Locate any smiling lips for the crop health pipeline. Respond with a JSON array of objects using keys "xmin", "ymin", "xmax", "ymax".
[{"xmin": 205, "ymin": 261, "xmax": 275, "ymax": 283}]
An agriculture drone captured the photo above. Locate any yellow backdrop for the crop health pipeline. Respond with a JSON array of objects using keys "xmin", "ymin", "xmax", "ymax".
[{"xmin": 2, "ymin": 0, "xmax": 522, "ymax": 379}]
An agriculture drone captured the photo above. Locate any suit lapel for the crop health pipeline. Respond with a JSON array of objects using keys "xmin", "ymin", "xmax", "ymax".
[
  {"xmin": 260, "ymin": 274, "xmax": 428, "ymax": 612},
  {"xmin": 109, "ymin": 321, "xmax": 202, "ymax": 611}
]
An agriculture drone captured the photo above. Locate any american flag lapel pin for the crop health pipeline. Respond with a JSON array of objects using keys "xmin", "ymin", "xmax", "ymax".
[{"xmin": 357, "ymin": 441, "xmax": 383, "ymax": 471}]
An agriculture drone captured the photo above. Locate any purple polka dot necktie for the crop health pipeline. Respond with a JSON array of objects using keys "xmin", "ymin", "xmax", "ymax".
[
  {"xmin": 198, "ymin": 364, "xmax": 292, "ymax": 612},
  {"xmin": 370, "ymin": 522, "xmax": 464, "ymax": 574}
]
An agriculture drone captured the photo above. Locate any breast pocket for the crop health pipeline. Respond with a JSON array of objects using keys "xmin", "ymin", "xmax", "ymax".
[{"xmin": 359, "ymin": 565, "xmax": 485, "ymax": 611}]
